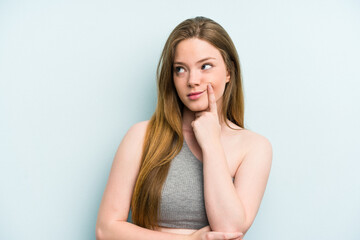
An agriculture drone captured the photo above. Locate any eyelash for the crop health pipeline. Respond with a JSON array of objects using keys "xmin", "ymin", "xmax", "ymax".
[
  {"xmin": 175, "ymin": 66, "xmax": 185, "ymax": 73},
  {"xmin": 174, "ymin": 64, "xmax": 213, "ymax": 73},
  {"xmin": 201, "ymin": 63, "xmax": 212, "ymax": 70}
]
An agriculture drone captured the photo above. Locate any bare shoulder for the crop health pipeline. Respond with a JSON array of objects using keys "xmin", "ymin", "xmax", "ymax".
[
  {"xmin": 114, "ymin": 120, "xmax": 150, "ymax": 165},
  {"xmin": 240, "ymin": 129, "xmax": 271, "ymax": 149},
  {"xmin": 223, "ymin": 122, "xmax": 272, "ymax": 172},
  {"xmin": 225, "ymin": 121, "xmax": 271, "ymax": 152},
  {"xmin": 236, "ymin": 128, "xmax": 272, "ymax": 163},
  {"xmin": 124, "ymin": 120, "xmax": 150, "ymax": 143}
]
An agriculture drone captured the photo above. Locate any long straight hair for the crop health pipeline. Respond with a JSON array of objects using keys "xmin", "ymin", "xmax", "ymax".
[{"xmin": 131, "ymin": 16, "xmax": 245, "ymax": 229}]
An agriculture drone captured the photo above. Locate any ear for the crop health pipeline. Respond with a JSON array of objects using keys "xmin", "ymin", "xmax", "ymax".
[
  {"xmin": 226, "ymin": 69, "xmax": 230, "ymax": 83},
  {"xmin": 225, "ymin": 60, "xmax": 233, "ymax": 83}
]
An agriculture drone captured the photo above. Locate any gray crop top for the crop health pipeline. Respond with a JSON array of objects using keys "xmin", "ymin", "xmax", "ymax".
[{"xmin": 158, "ymin": 140, "xmax": 209, "ymax": 229}]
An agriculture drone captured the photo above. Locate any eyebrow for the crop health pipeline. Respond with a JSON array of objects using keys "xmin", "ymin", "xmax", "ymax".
[{"xmin": 173, "ymin": 57, "xmax": 216, "ymax": 65}]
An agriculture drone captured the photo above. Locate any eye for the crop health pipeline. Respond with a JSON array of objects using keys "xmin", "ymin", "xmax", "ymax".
[
  {"xmin": 201, "ymin": 64, "xmax": 212, "ymax": 70},
  {"xmin": 175, "ymin": 66, "xmax": 185, "ymax": 73}
]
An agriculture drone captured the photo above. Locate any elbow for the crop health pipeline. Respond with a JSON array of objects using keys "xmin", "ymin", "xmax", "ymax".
[
  {"xmin": 222, "ymin": 224, "xmax": 249, "ymax": 239},
  {"xmin": 227, "ymin": 225, "xmax": 248, "ymax": 235},
  {"xmin": 232, "ymin": 208, "xmax": 251, "ymax": 234},
  {"xmin": 208, "ymin": 205, "xmax": 251, "ymax": 233},
  {"xmin": 96, "ymin": 220, "xmax": 111, "ymax": 240},
  {"xmin": 237, "ymin": 220, "xmax": 252, "ymax": 237},
  {"xmin": 95, "ymin": 220, "xmax": 127, "ymax": 240},
  {"xmin": 95, "ymin": 224, "xmax": 105, "ymax": 240},
  {"xmin": 211, "ymin": 222, "xmax": 245, "ymax": 234},
  {"xmin": 214, "ymin": 218, "xmax": 251, "ymax": 235}
]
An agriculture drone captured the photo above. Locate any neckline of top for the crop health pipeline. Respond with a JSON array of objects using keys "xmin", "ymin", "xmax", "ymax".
[
  {"xmin": 182, "ymin": 139, "xmax": 235, "ymax": 181},
  {"xmin": 182, "ymin": 139, "xmax": 203, "ymax": 164}
]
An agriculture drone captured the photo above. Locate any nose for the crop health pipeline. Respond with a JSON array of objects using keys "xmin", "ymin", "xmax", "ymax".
[{"xmin": 187, "ymin": 70, "xmax": 200, "ymax": 87}]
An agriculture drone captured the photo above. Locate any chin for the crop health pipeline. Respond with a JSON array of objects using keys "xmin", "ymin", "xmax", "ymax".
[{"xmin": 186, "ymin": 103, "xmax": 208, "ymax": 112}]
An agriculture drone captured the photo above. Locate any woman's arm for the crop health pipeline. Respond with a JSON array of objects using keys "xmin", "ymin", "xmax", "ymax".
[
  {"xmin": 96, "ymin": 121, "xmax": 188, "ymax": 240},
  {"xmin": 96, "ymin": 119, "xmax": 246, "ymax": 240},
  {"xmin": 192, "ymin": 84, "xmax": 272, "ymax": 234},
  {"xmin": 202, "ymin": 133, "xmax": 272, "ymax": 234},
  {"xmin": 95, "ymin": 121, "xmax": 243, "ymax": 240},
  {"xmin": 96, "ymin": 221, "xmax": 189, "ymax": 240},
  {"xmin": 97, "ymin": 223, "xmax": 243, "ymax": 240}
]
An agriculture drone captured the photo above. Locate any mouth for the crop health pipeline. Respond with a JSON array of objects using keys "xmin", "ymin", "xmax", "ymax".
[{"xmin": 187, "ymin": 90, "xmax": 205, "ymax": 100}]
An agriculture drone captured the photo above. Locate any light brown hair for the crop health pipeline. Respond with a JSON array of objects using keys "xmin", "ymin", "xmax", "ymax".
[{"xmin": 131, "ymin": 16, "xmax": 244, "ymax": 229}]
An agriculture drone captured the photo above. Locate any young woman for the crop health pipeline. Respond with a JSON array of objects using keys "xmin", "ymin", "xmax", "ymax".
[{"xmin": 96, "ymin": 16, "xmax": 272, "ymax": 240}]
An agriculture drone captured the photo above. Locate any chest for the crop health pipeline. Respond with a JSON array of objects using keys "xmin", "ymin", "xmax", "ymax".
[
  {"xmin": 184, "ymin": 134, "xmax": 244, "ymax": 177},
  {"xmin": 158, "ymin": 141, "xmax": 209, "ymax": 229}
]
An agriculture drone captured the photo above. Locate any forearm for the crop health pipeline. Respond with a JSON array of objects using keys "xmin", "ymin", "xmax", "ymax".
[
  {"xmin": 96, "ymin": 221, "xmax": 188, "ymax": 240},
  {"xmin": 202, "ymin": 142, "xmax": 246, "ymax": 232}
]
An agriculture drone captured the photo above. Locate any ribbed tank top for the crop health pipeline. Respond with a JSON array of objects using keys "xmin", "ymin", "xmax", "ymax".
[{"xmin": 158, "ymin": 140, "xmax": 209, "ymax": 229}]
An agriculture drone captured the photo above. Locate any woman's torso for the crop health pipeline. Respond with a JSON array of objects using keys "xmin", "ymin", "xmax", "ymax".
[{"xmin": 157, "ymin": 120, "xmax": 250, "ymax": 234}]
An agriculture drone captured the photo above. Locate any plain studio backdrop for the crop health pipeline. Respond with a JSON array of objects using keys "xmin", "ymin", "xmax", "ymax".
[{"xmin": 1, "ymin": 0, "xmax": 359, "ymax": 239}]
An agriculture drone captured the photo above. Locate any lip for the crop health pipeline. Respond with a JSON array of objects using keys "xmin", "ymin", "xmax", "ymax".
[{"xmin": 187, "ymin": 90, "xmax": 205, "ymax": 100}]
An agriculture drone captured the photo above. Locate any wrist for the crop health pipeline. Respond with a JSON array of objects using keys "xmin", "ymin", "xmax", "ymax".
[{"xmin": 201, "ymin": 139, "xmax": 222, "ymax": 153}]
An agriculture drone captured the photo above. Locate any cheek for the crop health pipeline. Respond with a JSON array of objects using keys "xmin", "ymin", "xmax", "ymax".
[
  {"xmin": 212, "ymin": 82, "xmax": 226, "ymax": 100},
  {"xmin": 173, "ymin": 81, "xmax": 187, "ymax": 101},
  {"xmin": 173, "ymin": 81, "xmax": 181, "ymax": 93}
]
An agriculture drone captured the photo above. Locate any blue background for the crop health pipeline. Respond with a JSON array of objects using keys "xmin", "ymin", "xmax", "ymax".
[{"xmin": 1, "ymin": 0, "xmax": 359, "ymax": 239}]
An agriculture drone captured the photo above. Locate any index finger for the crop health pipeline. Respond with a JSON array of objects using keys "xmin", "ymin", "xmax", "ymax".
[{"xmin": 207, "ymin": 83, "xmax": 217, "ymax": 114}]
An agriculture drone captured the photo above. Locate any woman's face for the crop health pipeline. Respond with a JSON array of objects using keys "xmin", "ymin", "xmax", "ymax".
[{"xmin": 173, "ymin": 38, "xmax": 230, "ymax": 113}]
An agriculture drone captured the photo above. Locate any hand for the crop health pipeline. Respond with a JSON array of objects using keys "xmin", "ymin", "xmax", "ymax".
[
  {"xmin": 187, "ymin": 226, "xmax": 244, "ymax": 240},
  {"xmin": 191, "ymin": 84, "xmax": 221, "ymax": 150}
]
